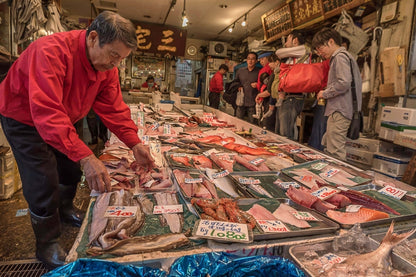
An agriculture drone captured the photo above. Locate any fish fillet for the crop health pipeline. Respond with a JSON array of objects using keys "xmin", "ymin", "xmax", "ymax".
[
  {"xmin": 247, "ymin": 204, "xmax": 277, "ymax": 220},
  {"xmin": 326, "ymin": 207, "xmax": 389, "ymax": 225},
  {"xmin": 272, "ymin": 203, "xmax": 311, "ymax": 228},
  {"xmin": 205, "ymin": 168, "xmax": 239, "ymax": 198}
]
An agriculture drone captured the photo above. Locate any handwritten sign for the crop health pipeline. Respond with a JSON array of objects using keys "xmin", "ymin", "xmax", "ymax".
[
  {"xmin": 311, "ymin": 186, "xmax": 340, "ymax": 200},
  {"xmin": 249, "ymin": 157, "xmax": 266, "ymax": 166},
  {"xmin": 105, "ymin": 206, "xmax": 137, "ymax": 218},
  {"xmin": 185, "ymin": 178, "xmax": 203, "ymax": 184},
  {"xmin": 212, "ymin": 170, "xmax": 230, "ymax": 179},
  {"xmin": 301, "ymin": 175, "xmax": 313, "ymax": 183},
  {"xmin": 150, "ymin": 122, "xmax": 160, "ymax": 131},
  {"xmin": 379, "ymin": 185, "xmax": 407, "ymax": 200},
  {"xmin": 137, "ymin": 111, "xmax": 145, "ymax": 127},
  {"xmin": 319, "ymin": 253, "xmax": 346, "ymax": 265},
  {"xmin": 153, "ymin": 204, "xmax": 183, "ymax": 214},
  {"xmin": 312, "ymin": 162, "xmax": 328, "ymax": 170},
  {"xmin": 163, "ymin": 124, "xmax": 171, "ymax": 135},
  {"xmin": 275, "ymin": 181, "xmax": 300, "ymax": 190},
  {"xmin": 325, "ymin": 168, "xmax": 340, "ymax": 178},
  {"xmin": 292, "ymin": 211, "xmax": 321, "ymax": 221},
  {"xmin": 257, "ymin": 220, "xmax": 290, "ymax": 233},
  {"xmin": 239, "ymin": 178, "xmax": 261, "ymax": 185},
  {"xmin": 290, "ymin": 0, "xmax": 323, "ymax": 27},
  {"xmin": 141, "ymin": 135, "xmax": 149, "ymax": 145},
  {"xmin": 346, "ymin": 205, "xmax": 362, "ymax": 213},
  {"xmin": 194, "ymin": 220, "xmax": 251, "ymax": 243}
]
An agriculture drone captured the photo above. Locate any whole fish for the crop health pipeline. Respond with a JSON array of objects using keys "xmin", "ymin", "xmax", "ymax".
[{"xmin": 324, "ymin": 222, "xmax": 416, "ymax": 276}]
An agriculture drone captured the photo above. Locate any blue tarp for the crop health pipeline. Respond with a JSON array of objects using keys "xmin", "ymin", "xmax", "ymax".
[{"xmin": 43, "ymin": 252, "xmax": 305, "ymax": 277}]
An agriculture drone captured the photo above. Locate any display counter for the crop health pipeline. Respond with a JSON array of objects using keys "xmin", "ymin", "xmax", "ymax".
[{"xmin": 67, "ymin": 103, "xmax": 416, "ymax": 273}]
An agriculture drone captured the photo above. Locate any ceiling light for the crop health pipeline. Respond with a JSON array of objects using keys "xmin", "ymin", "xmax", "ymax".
[
  {"xmin": 241, "ymin": 14, "xmax": 247, "ymax": 27},
  {"xmin": 228, "ymin": 24, "xmax": 234, "ymax": 33},
  {"xmin": 181, "ymin": 0, "xmax": 188, "ymax": 27}
]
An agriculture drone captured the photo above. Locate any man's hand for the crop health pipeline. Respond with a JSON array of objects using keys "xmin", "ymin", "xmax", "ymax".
[
  {"xmin": 80, "ymin": 154, "xmax": 111, "ymax": 193},
  {"xmin": 250, "ymin": 82, "xmax": 257, "ymax": 88},
  {"xmin": 132, "ymin": 143, "xmax": 155, "ymax": 172},
  {"xmin": 317, "ymin": 90, "xmax": 324, "ymax": 99}
]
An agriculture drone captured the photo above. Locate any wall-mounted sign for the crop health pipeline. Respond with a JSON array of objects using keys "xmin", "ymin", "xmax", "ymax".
[
  {"xmin": 290, "ymin": 0, "xmax": 323, "ymax": 27},
  {"xmin": 133, "ymin": 21, "xmax": 187, "ymax": 57}
]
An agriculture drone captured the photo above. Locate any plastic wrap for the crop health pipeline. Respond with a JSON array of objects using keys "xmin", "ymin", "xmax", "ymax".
[
  {"xmin": 43, "ymin": 258, "xmax": 166, "ymax": 277},
  {"xmin": 168, "ymin": 252, "xmax": 305, "ymax": 277}
]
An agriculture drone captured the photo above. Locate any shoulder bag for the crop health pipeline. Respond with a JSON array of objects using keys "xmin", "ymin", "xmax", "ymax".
[{"xmin": 346, "ymin": 55, "xmax": 363, "ymax": 140}]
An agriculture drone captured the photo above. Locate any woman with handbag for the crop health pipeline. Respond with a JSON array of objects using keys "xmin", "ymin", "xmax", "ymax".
[{"xmin": 313, "ymin": 27, "xmax": 362, "ymax": 161}]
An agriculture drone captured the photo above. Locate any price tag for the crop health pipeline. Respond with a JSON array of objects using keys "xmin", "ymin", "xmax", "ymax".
[
  {"xmin": 325, "ymin": 168, "xmax": 340, "ymax": 178},
  {"xmin": 137, "ymin": 111, "xmax": 145, "ymax": 127},
  {"xmin": 301, "ymin": 175, "xmax": 313, "ymax": 183},
  {"xmin": 238, "ymin": 178, "xmax": 261, "ymax": 185},
  {"xmin": 185, "ymin": 178, "xmax": 203, "ymax": 184},
  {"xmin": 194, "ymin": 220, "xmax": 251, "ymax": 243},
  {"xmin": 138, "ymin": 128, "xmax": 144, "ymax": 137},
  {"xmin": 153, "ymin": 204, "xmax": 183, "ymax": 214},
  {"xmin": 203, "ymin": 148, "xmax": 217, "ymax": 157},
  {"xmin": 346, "ymin": 205, "xmax": 362, "ymax": 212},
  {"xmin": 311, "ymin": 186, "xmax": 340, "ymax": 200},
  {"xmin": 378, "ymin": 185, "xmax": 407, "ymax": 200},
  {"xmin": 150, "ymin": 122, "xmax": 160, "ymax": 131},
  {"xmin": 257, "ymin": 220, "xmax": 290, "ymax": 233},
  {"xmin": 104, "ymin": 206, "xmax": 137, "ymax": 217},
  {"xmin": 163, "ymin": 124, "xmax": 171, "ymax": 135},
  {"xmin": 212, "ymin": 170, "xmax": 230, "ymax": 178},
  {"xmin": 319, "ymin": 253, "xmax": 346, "ymax": 265},
  {"xmin": 292, "ymin": 211, "xmax": 321, "ymax": 221},
  {"xmin": 249, "ymin": 157, "xmax": 266, "ymax": 166},
  {"xmin": 141, "ymin": 135, "xmax": 149, "ymax": 145},
  {"xmin": 274, "ymin": 181, "xmax": 300, "ymax": 190}
]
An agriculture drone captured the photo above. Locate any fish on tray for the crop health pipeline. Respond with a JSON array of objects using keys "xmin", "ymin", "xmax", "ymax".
[
  {"xmin": 205, "ymin": 168, "xmax": 240, "ymax": 198},
  {"xmin": 286, "ymin": 186, "xmax": 337, "ymax": 214},
  {"xmin": 223, "ymin": 142, "xmax": 275, "ymax": 156},
  {"xmin": 326, "ymin": 207, "xmax": 389, "ymax": 225},
  {"xmin": 154, "ymin": 192, "xmax": 184, "ymax": 233},
  {"xmin": 323, "ymin": 222, "xmax": 416, "ymax": 276},
  {"xmin": 173, "ymin": 169, "xmax": 218, "ymax": 199},
  {"xmin": 235, "ymin": 155, "xmax": 270, "ymax": 171},
  {"xmin": 191, "ymin": 198, "xmax": 257, "ymax": 229},
  {"xmin": 288, "ymin": 168, "xmax": 327, "ymax": 189},
  {"xmin": 272, "ymin": 203, "xmax": 311, "ymax": 229},
  {"xmin": 210, "ymin": 152, "xmax": 235, "ymax": 172}
]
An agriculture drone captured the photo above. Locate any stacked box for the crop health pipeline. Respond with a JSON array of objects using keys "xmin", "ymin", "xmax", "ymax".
[
  {"xmin": 0, "ymin": 147, "xmax": 21, "ymax": 200},
  {"xmin": 379, "ymin": 122, "xmax": 416, "ymax": 141},
  {"xmin": 381, "ymin": 106, "xmax": 416, "ymax": 126},
  {"xmin": 345, "ymin": 137, "xmax": 381, "ymax": 166},
  {"xmin": 372, "ymin": 151, "xmax": 412, "ymax": 177}
]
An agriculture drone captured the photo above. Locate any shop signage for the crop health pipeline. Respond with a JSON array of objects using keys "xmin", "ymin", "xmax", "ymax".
[
  {"xmin": 290, "ymin": 0, "xmax": 323, "ymax": 27},
  {"xmin": 133, "ymin": 21, "xmax": 186, "ymax": 56}
]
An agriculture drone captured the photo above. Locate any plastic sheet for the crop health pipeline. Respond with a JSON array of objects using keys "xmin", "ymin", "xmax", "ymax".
[
  {"xmin": 168, "ymin": 252, "xmax": 305, "ymax": 277},
  {"xmin": 43, "ymin": 258, "xmax": 166, "ymax": 277}
]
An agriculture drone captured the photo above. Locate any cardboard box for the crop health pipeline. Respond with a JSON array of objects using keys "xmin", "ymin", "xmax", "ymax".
[
  {"xmin": 379, "ymin": 121, "xmax": 416, "ymax": 141},
  {"xmin": 379, "ymin": 47, "xmax": 406, "ymax": 96},
  {"xmin": 373, "ymin": 151, "xmax": 412, "ymax": 177},
  {"xmin": 345, "ymin": 147, "xmax": 374, "ymax": 166},
  {"xmin": 345, "ymin": 137, "xmax": 381, "ymax": 152},
  {"xmin": 381, "ymin": 106, "xmax": 416, "ymax": 126}
]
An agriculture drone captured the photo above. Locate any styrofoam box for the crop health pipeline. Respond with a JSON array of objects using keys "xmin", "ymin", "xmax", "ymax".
[
  {"xmin": 345, "ymin": 147, "xmax": 374, "ymax": 166},
  {"xmin": 379, "ymin": 121, "xmax": 416, "ymax": 141},
  {"xmin": 154, "ymin": 103, "xmax": 173, "ymax": 112},
  {"xmin": 372, "ymin": 152, "xmax": 412, "ymax": 177},
  {"xmin": 345, "ymin": 137, "xmax": 381, "ymax": 152},
  {"xmin": 381, "ymin": 106, "xmax": 416, "ymax": 126}
]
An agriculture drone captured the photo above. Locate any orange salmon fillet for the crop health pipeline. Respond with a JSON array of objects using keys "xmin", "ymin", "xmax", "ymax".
[{"xmin": 326, "ymin": 207, "xmax": 389, "ymax": 224}]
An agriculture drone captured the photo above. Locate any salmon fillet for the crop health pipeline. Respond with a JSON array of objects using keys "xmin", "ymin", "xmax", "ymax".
[{"xmin": 326, "ymin": 207, "xmax": 389, "ymax": 224}]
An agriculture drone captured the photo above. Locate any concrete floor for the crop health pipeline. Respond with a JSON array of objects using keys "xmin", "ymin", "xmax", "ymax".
[{"xmin": 0, "ymin": 134, "xmax": 104, "ymax": 264}]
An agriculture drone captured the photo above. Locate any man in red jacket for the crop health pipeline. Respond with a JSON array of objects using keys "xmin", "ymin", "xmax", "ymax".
[
  {"xmin": 0, "ymin": 11, "xmax": 154, "ymax": 269},
  {"xmin": 208, "ymin": 64, "xmax": 229, "ymax": 109}
]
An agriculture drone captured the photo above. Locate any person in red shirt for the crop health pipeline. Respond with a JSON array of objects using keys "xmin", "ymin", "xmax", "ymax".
[
  {"xmin": 0, "ymin": 11, "xmax": 154, "ymax": 269},
  {"xmin": 208, "ymin": 64, "xmax": 229, "ymax": 109}
]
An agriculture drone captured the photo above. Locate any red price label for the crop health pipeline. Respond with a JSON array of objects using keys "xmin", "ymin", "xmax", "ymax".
[
  {"xmin": 378, "ymin": 185, "xmax": 407, "ymax": 200},
  {"xmin": 257, "ymin": 220, "xmax": 289, "ymax": 233},
  {"xmin": 104, "ymin": 206, "xmax": 137, "ymax": 217}
]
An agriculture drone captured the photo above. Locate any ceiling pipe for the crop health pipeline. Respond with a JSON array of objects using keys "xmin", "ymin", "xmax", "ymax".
[{"xmin": 163, "ymin": 0, "xmax": 177, "ymax": 25}]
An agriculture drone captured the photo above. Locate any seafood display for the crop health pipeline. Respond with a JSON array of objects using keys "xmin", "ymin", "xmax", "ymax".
[
  {"xmin": 167, "ymin": 152, "xmax": 214, "ymax": 170},
  {"xmin": 173, "ymin": 169, "xmax": 219, "ymax": 199},
  {"xmin": 231, "ymin": 172, "xmax": 290, "ymax": 199},
  {"xmin": 282, "ymin": 161, "xmax": 372, "ymax": 188},
  {"xmin": 290, "ymin": 222, "xmax": 416, "ymax": 277}
]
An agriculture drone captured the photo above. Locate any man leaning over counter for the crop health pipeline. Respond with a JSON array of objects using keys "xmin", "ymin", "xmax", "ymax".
[{"xmin": 0, "ymin": 11, "xmax": 154, "ymax": 269}]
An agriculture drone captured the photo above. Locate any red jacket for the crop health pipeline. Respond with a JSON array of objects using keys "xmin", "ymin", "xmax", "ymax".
[
  {"xmin": 0, "ymin": 30, "xmax": 140, "ymax": 162},
  {"xmin": 209, "ymin": 71, "xmax": 224, "ymax": 93},
  {"xmin": 256, "ymin": 63, "xmax": 272, "ymax": 91}
]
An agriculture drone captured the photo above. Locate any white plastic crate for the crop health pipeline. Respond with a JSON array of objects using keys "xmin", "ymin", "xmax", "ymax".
[
  {"xmin": 345, "ymin": 147, "xmax": 374, "ymax": 166},
  {"xmin": 345, "ymin": 137, "xmax": 381, "ymax": 152},
  {"xmin": 372, "ymin": 152, "xmax": 412, "ymax": 177}
]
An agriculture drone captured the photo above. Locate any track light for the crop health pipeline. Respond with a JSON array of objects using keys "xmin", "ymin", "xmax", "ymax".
[
  {"xmin": 241, "ymin": 14, "xmax": 247, "ymax": 27},
  {"xmin": 228, "ymin": 23, "xmax": 234, "ymax": 33},
  {"xmin": 181, "ymin": 0, "xmax": 188, "ymax": 27}
]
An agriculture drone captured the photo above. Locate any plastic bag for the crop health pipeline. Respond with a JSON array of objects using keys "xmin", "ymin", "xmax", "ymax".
[{"xmin": 236, "ymin": 88, "xmax": 244, "ymax": 106}]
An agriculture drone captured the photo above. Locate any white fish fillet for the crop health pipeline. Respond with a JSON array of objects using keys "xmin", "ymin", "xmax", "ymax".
[
  {"xmin": 205, "ymin": 168, "xmax": 239, "ymax": 198},
  {"xmin": 272, "ymin": 203, "xmax": 311, "ymax": 228}
]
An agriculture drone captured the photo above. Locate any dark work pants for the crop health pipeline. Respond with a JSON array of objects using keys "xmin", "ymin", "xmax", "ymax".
[
  {"xmin": 208, "ymin": 92, "xmax": 221, "ymax": 109},
  {"xmin": 308, "ymin": 104, "xmax": 327, "ymax": 151},
  {"xmin": 0, "ymin": 115, "xmax": 82, "ymax": 217}
]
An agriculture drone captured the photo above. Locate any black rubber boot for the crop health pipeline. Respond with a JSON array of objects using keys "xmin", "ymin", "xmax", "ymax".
[
  {"xmin": 59, "ymin": 184, "xmax": 84, "ymax": 227},
  {"xmin": 30, "ymin": 211, "xmax": 67, "ymax": 270}
]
